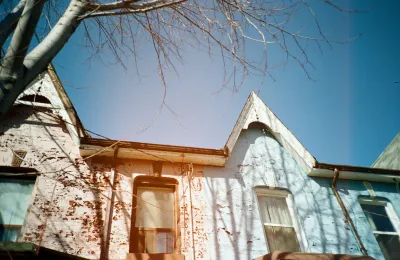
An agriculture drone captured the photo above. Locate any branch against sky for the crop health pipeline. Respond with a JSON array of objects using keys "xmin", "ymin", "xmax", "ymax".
[{"xmin": 0, "ymin": 0, "xmax": 355, "ymax": 118}]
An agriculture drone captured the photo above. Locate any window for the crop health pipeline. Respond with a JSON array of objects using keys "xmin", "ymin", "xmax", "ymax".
[
  {"xmin": 255, "ymin": 187, "xmax": 303, "ymax": 252},
  {"xmin": 0, "ymin": 179, "xmax": 35, "ymax": 242},
  {"xmin": 359, "ymin": 198, "xmax": 400, "ymax": 260},
  {"xmin": 130, "ymin": 176, "xmax": 180, "ymax": 254}
]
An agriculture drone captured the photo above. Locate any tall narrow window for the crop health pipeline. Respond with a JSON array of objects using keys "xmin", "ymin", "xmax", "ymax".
[
  {"xmin": 0, "ymin": 179, "xmax": 35, "ymax": 242},
  {"xmin": 130, "ymin": 176, "xmax": 179, "ymax": 254},
  {"xmin": 360, "ymin": 198, "xmax": 400, "ymax": 260},
  {"xmin": 256, "ymin": 187, "xmax": 302, "ymax": 252}
]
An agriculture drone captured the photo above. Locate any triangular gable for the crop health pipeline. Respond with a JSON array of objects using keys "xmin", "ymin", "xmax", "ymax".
[
  {"xmin": 372, "ymin": 132, "xmax": 400, "ymax": 170},
  {"xmin": 15, "ymin": 64, "xmax": 87, "ymax": 144},
  {"xmin": 225, "ymin": 92, "xmax": 316, "ymax": 173}
]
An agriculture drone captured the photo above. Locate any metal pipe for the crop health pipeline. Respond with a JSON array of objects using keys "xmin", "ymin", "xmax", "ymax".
[{"xmin": 331, "ymin": 168, "xmax": 368, "ymax": 256}]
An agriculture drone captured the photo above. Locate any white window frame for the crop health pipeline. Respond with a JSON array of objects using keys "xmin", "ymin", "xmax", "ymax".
[
  {"xmin": 255, "ymin": 187, "xmax": 308, "ymax": 252},
  {"xmin": 359, "ymin": 198, "xmax": 400, "ymax": 244}
]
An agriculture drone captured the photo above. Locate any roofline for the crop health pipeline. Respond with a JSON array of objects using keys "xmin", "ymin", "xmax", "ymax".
[
  {"xmin": 224, "ymin": 91, "xmax": 317, "ymax": 172},
  {"xmin": 47, "ymin": 64, "xmax": 88, "ymax": 138},
  {"xmin": 371, "ymin": 132, "xmax": 400, "ymax": 167},
  {"xmin": 80, "ymin": 137, "xmax": 228, "ymax": 166},
  {"xmin": 81, "ymin": 137, "xmax": 227, "ymax": 156},
  {"xmin": 224, "ymin": 92, "xmax": 254, "ymax": 155},
  {"xmin": 309, "ymin": 162, "xmax": 400, "ymax": 183},
  {"xmin": 315, "ymin": 162, "xmax": 400, "ymax": 176}
]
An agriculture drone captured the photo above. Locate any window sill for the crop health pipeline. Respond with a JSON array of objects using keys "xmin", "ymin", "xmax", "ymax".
[{"xmin": 126, "ymin": 253, "xmax": 185, "ymax": 260}]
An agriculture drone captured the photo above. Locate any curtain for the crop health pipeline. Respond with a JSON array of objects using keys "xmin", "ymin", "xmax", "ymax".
[
  {"xmin": 135, "ymin": 187, "xmax": 174, "ymax": 228},
  {"xmin": 0, "ymin": 179, "xmax": 34, "ymax": 242},
  {"xmin": 259, "ymin": 196, "xmax": 292, "ymax": 225}
]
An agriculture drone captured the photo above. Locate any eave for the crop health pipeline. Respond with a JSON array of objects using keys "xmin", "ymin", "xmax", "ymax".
[
  {"xmin": 80, "ymin": 137, "xmax": 228, "ymax": 166},
  {"xmin": 309, "ymin": 162, "xmax": 400, "ymax": 183}
]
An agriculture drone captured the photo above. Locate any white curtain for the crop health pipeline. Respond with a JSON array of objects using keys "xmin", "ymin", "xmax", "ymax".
[
  {"xmin": 259, "ymin": 196, "xmax": 292, "ymax": 225},
  {"xmin": 258, "ymin": 195, "xmax": 300, "ymax": 252},
  {"xmin": 135, "ymin": 187, "xmax": 174, "ymax": 228}
]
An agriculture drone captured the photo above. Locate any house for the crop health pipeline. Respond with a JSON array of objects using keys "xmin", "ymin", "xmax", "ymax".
[{"xmin": 0, "ymin": 65, "xmax": 399, "ymax": 260}]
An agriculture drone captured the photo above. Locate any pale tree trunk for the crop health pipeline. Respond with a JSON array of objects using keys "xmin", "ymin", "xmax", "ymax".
[
  {"xmin": 0, "ymin": 0, "xmax": 87, "ymax": 118},
  {"xmin": 0, "ymin": 0, "xmax": 45, "ymax": 94},
  {"xmin": 0, "ymin": 0, "xmax": 27, "ymax": 52}
]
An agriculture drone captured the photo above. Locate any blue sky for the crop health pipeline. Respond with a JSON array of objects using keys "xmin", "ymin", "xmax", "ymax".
[{"xmin": 52, "ymin": 0, "xmax": 399, "ymax": 167}]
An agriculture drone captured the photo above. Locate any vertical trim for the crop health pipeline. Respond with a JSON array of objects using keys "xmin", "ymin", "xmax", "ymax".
[{"xmin": 100, "ymin": 145, "xmax": 119, "ymax": 260}]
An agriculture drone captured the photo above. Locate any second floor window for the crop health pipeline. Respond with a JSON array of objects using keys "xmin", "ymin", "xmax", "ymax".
[
  {"xmin": 0, "ymin": 178, "xmax": 35, "ymax": 242},
  {"xmin": 130, "ymin": 176, "xmax": 179, "ymax": 254},
  {"xmin": 360, "ymin": 198, "xmax": 400, "ymax": 260},
  {"xmin": 256, "ymin": 187, "xmax": 302, "ymax": 252}
]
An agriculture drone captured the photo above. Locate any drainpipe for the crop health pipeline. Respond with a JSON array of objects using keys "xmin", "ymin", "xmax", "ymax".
[
  {"xmin": 331, "ymin": 168, "xmax": 368, "ymax": 256},
  {"xmin": 100, "ymin": 145, "xmax": 119, "ymax": 260}
]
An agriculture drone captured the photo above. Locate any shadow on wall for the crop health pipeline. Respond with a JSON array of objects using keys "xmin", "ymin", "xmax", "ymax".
[
  {"xmin": 0, "ymin": 104, "xmax": 109, "ymax": 259},
  {"xmin": 203, "ymin": 123, "xmax": 361, "ymax": 260}
]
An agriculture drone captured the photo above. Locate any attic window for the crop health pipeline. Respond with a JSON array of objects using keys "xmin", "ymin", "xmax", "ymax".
[
  {"xmin": 11, "ymin": 151, "xmax": 27, "ymax": 167},
  {"xmin": 19, "ymin": 95, "xmax": 51, "ymax": 104}
]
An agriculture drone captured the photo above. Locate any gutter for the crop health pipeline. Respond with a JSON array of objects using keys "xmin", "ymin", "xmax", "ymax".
[
  {"xmin": 81, "ymin": 137, "xmax": 226, "ymax": 156},
  {"xmin": 331, "ymin": 169, "xmax": 368, "ymax": 256},
  {"xmin": 80, "ymin": 137, "xmax": 228, "ymax": 166},
  {"xmin": 310, "ymin": 162, "xmax": 400, "ymax": 183}
]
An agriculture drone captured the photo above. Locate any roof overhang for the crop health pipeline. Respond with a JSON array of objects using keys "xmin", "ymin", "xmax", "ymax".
[
  {"xmin": 80, "ymin": 137, "xmax": 228, "ymax": 166},
  {"xmin": 309, "ymin": 162, "xmax": 400, "ymax": 183}
]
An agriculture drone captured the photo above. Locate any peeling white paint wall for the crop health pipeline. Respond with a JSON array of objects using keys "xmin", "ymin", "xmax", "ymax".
[
  {"xmin": 203, "ymin": 126, "xmax": 361, "ymax": 260},
  {"xmin": 1, "ymin": 74, "xmax": 396, "ymax": 260}
]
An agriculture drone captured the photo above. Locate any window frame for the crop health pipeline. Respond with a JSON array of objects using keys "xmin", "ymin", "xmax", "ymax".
[
  {"xmin": 359, "ymin": 197, "xmax": 400, "ymax": 258},
  {"xmin": 129, "ymin": 176, "xmax": 180, "ymax": 254},
  {"xmin": 0, "ymin": 171, "xmax": 37, "ymax": 242},
  {"xmin": 255, "ymin": 187, "xmax": 307, "ymax": 252}
]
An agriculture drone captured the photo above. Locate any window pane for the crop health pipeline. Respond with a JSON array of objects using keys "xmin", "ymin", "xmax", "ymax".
[
  {"xmin": 0, "ymin": 180, "xmax": 34, "ymax": 226},
  {"xmin": 135, "ymin": 187, "xmax": 174, "ymax": 228},
  {"xmin": 375, "ymin": 234, "xmax": 400, "ymax": 260},
  {"xmin": 259, "ymin": 196, "xmax": 292, "ymax": 225},
  {"xmin": 137, "ymin": 230, "xmax": 174, "ymax": 254},
  {"xmin": 138, "ymin": 230, "xmax": 155, "ymax": 253},
  {"xmin": 361, "ymin": 204, "xmax": 395, "ymax": 232},
  {"xmin": 265, "ymin": 226, "xmax": 300, "ymax": 252},
  {"xmin": 155, "ymin": 232, "xmax": 174, "ymax": 253}
]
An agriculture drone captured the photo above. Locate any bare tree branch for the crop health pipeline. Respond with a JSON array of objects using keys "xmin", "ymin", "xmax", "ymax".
[
  {"xmin": 79, "ymin": 0, "xmax": 188, "ymax": 19},
  {"xmin": 0, "ymin": 0, "xmax": 357, "ymax": 118}
]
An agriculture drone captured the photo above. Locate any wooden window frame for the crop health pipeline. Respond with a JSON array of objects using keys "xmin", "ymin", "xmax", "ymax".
[
  {"xmin": 255, "ymin": 187, "xmax": 307, "ymax": 252},
  {"xmin": 129, "ymin": 176, "xmax": 181, "ymax": 254}
]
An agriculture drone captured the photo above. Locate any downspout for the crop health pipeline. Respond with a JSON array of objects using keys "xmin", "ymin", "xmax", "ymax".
[
  {"xmin": 331, "ymin": 168, "xmax": 368, "ymax": 256},
  {"xmin": 100, "ymin": 145, "xmax": 119, "ymax": 260}
]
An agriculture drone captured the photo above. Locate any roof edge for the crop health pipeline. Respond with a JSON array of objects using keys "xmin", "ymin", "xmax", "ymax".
[
  {"xmin": 371, "ymin": 132, "xmax": 400, "ymax": 168},
  {"xmin": 47, "ymin": 64, "xmax": 88, "ymax": 138},
  {"xmin": 81, "ymin": 137, "xmax": 227, "ymax": 156},
  {"xmin": 224, "ymin": 91, "xmax": 317, "ymax": 173},
  {"xmin": 315, "ymin": 162, "xmax": 400, "ymax": 176}
]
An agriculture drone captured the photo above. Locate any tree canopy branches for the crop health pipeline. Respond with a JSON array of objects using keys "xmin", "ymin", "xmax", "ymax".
[{"xmin": 0, "ymin": 0, "xmax": 355, "ymax": 118}]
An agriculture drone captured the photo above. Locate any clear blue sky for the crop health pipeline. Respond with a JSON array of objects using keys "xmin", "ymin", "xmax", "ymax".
[{"xmin": 52, "ymin": 0, "xmax": 399, "ymax": 167}]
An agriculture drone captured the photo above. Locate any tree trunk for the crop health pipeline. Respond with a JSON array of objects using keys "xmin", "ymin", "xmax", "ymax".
[
  {"xmin": 0, "ymin": 0, "xmax": 27, "ymax": 52},
  {"xmin": 0, "ymin": 0, "xmax": 45, "ymax": 94},
  {"xmin": 0, "ymin": 0, "xmax": 87, "ymax": 119}
]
